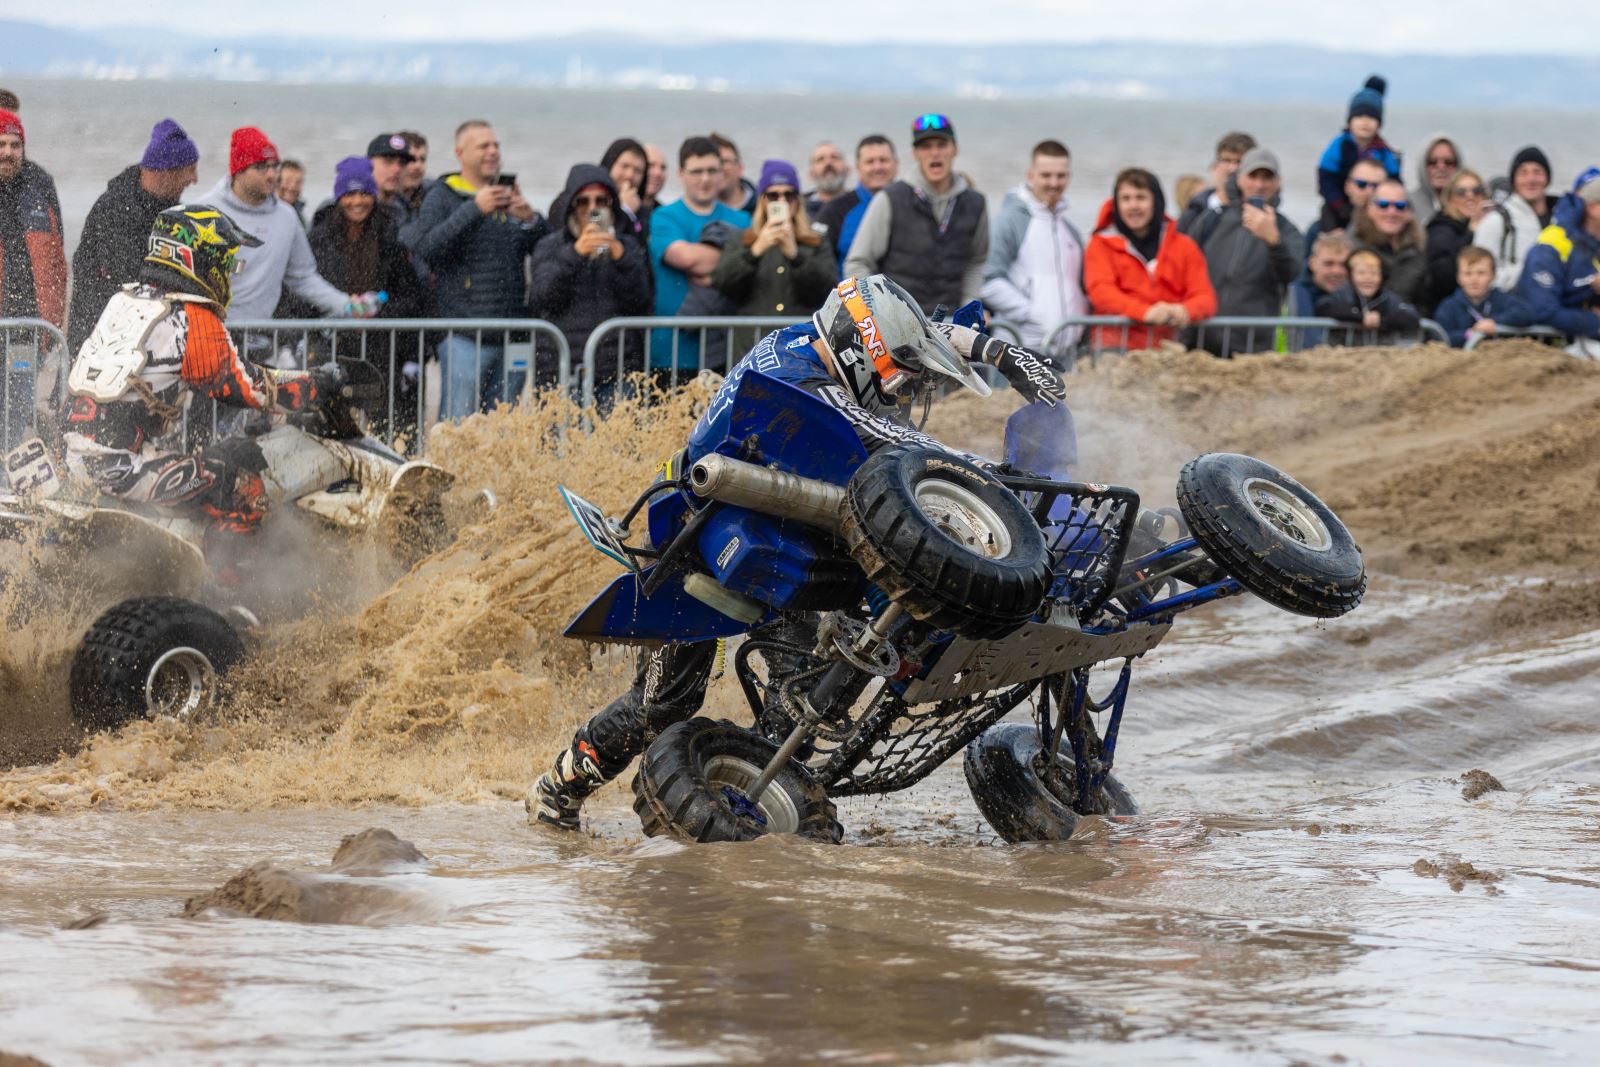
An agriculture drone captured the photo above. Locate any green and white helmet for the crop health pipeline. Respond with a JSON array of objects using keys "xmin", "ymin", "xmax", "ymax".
[{"xmin": 812, "ymin": 275, "xmax": 990, "ymax": 413}]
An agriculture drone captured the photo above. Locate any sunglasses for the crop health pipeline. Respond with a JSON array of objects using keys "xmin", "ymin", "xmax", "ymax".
[
  {"xmin": 1451, "ymin": 185, "xmax": 1486, "ymax": 198},
  {"xmin": 1373, "ymin": 198, "xmax": 1410, "ymax": 212},
  {"xmin": 913, "ymin": 113, "xmax": 952, "ymax": 134},
  {"xmin": 1350, "ymin": 177, "xmax": 1379, "ymax": 190},
  {"xmin": 573, "ymin": 195, "xmax": 613, "ymax": 209},
  {"xmin": 762, "ymin": 189, "xmax": 798, "ymax": 202},
  {"xmin": 1427, "ymin": 156, "xmax": 1458, "ymax": 167}
]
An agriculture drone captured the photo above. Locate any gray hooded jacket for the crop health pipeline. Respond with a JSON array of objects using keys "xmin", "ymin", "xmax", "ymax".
[
  {"xmin": 1408, "ymin": 135, "xmax": 1462, "ymax": 227},
  {"xmin": 1189, "ymin": 176, "xmax": 1304, "ymax": 318},
  {"xmin": 199, "ymin": 176, "xmax": 347, "ymax": 320}
]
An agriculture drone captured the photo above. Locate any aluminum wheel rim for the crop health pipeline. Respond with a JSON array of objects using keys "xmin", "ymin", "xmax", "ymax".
[
  {"xmin": 144, "ymin": 647, "xmax": 217, "ymax": 721},
  {"xmin": 1242, "ymin": 477, "xmax": 1332, "ymax": 552},
  {"xmin": 705, "ymin": 754, "xmax": 801, "ymax": 834},
  {"xmin": 913, "ymin": 478, "xmax": 1013, "ymax": 558}
]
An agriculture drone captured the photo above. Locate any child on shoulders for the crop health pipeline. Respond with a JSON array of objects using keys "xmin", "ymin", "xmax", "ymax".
[{"xmin": 1318, "ymin": 75, "xmax": 1403, "ymax": 227}]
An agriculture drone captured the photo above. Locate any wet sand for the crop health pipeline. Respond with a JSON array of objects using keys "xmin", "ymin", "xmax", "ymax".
[{"xmin": 3, "ymin": 341, "xmax": 1600, "ymax": 1062}]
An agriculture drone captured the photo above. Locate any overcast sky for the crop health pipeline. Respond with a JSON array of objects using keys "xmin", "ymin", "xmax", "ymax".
[{"xmin": 10, "ymin": 0, "xmax": 1597, "ymax": 55}]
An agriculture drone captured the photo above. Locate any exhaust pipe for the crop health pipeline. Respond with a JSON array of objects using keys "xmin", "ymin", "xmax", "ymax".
[{"xmin": 689, "ymin": 455, "xmax": 845, "ymax": 533}]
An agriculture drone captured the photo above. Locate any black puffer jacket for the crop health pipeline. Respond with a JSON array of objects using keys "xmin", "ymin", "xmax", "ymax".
[
  {"xmin": 528, "ymin": 164, "xmax": 653, "ymax": 390},
  {"xmin": 68, "ymin": 165, "xmax": 180, "ymax": 351},
  {"xmin": 414, "ymin": 173, "xmax": 549, "ymax": 318}
]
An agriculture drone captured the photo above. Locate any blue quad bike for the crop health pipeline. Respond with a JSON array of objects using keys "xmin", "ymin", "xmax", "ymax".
[{"xmin": 560, "ymin": 367, "xmax": 1366, "ymax": 844}]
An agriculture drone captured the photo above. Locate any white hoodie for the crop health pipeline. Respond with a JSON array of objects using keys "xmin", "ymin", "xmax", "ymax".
[
  {"xmin": 1473, "ymin": 193, "xmax": 1547, "ymax": 293},
  {"xmin": 200, "ymin": 176, "xmax": 347, "ymax": 320},
  {"xmin": 980, "ymin": 183, "xmax": 1087, "ymax": 353}
]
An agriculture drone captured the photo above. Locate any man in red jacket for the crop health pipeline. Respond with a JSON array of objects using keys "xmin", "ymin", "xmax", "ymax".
[
  {"xmin": 1084, "ymin": 167, "xmax": 1216, "ymax": 351},
  {"xmin": 0, "ymin": 107, "xmax": 67, "ymax": 448}
]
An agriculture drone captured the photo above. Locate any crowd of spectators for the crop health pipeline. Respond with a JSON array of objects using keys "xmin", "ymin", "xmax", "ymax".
[{"xmin": 3, "ymin": 72, "xmax": 1600, "ymax": 436}]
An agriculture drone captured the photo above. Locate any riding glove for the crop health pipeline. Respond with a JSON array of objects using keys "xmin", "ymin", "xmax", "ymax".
[
  {"xmin": 928, "ymin": 323, "xmax": 1067, "ymax": 407},
  {"xmin": 976, "ymin": 338, "xmax": 1067, "ymax": 407}
]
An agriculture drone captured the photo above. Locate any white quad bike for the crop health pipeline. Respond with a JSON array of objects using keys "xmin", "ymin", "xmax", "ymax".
[{"xmin": 0, "ymin": 359, "xmax": 483, "ymax": 731}]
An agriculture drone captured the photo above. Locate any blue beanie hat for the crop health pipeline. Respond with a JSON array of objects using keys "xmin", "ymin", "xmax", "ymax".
[
  {"xmin": 1348, "ymin": 75, "xmax": 1386, "ymax": 124},
  {"xmin": 757, "ymin": 158, "xmax": 801, "ymax": 193},
  {"xmin": 333, "ymin": 156, "xmax": 377, "ymax": 200},
  {"xmin": 141, "ymin": 118, "xmax": 199, "ymax": 171}
]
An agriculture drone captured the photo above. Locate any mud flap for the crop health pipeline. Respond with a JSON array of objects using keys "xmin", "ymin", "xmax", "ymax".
[{"xmin": 34, "ymin": 502, "xmax": 206, "ymax": 601}]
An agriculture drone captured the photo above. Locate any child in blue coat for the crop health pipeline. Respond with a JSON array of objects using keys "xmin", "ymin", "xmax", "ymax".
[
  {"xmin": 1318, "ymin": 76, "xmax": 1402, "ymax": 230},
  {"xmin": 1434, "ymin": 245, "xmax": 1535, "ymax": 347}
]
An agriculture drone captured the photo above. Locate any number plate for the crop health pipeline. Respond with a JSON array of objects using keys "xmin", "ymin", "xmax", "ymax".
[
  {"xmin": 559, "ymin": 485, "xmax": 635, "ymax": 571},
  {"xmin": 4, "ymin": 437, "xmax": 60, "ymax": 499}
]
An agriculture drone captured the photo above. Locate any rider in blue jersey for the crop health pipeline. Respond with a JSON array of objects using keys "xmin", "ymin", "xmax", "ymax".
[{"xmin": 529, "ymin": 274, "xmax": 1068, "ymax": 831}]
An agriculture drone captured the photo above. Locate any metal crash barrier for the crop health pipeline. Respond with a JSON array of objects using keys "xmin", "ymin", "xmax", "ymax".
[
  {"xmin": 0, "ymin": 318, "xmax": 69, "ymax": 452},
  {"xmin": 34, "ymin": 304, "xmax": 1540, "ymax": 468},
  {"xmin": 1462, "ymin": 325, "xmax": 1567, "ymax": 351},
  {"xmin": 1043, "ymin": 315, "xmax": 1451, "ymax": 368},
  {"xmin": 218, "ymin": 317, "xmax": 571, "ymax": 454},
  {"xmin": 580, "ymin": 316, "xmax": 802, "ymax": 408}
]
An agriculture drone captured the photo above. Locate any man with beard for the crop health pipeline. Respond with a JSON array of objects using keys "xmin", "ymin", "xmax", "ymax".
[
  {"xmin": 0, "ymin": 107, "xmax": 67, "ymax": 446},
  {"xmin": 804, "ymin": 140, "xmax": 849, "ymax": 217},
  {"xmin": 816, "ymin": 134, "xmax": 898, "ymax": 272},
  {"xmin": 0, "ymin": 108, "xmax": 66, "ymax": 331},
  {"xmin": 68, "ymin": 118, "xmax": 200, "ymax": 352}
]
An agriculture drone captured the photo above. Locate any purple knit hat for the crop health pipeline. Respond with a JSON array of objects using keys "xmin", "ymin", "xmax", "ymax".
[
  {"xmin": 141, "ymin": 118, "xmax": 199, "ymax": 171},
  {"xmin": 757, "ymin": 159, "xmax": 801, "ymax": 193},
  {"xmin": 333, "ymin": 156, "xmax": 378, "ymax": 200}
]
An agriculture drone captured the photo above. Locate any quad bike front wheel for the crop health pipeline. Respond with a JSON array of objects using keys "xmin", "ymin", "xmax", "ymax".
[
  {"xmin": 632, "ymin": 718, "xmax": 843, "ymax": 844},
  {"xmin": 1176, "ymin": 453, "xmax": 1366, "ymax": 618},
  {"xmin": 842, "ymin": 447, "xmax": 1051, "ymax": 640},
  {"xmin": 69, "ymin": 596, "xmax": 245, "ymax": 731},
  {"xmin": 964, "ymin": 722, "xmax": 1138, "ymax": 843}
]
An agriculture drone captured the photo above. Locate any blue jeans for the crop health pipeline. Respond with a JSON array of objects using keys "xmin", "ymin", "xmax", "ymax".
[{"xmin": 439, "ymin": 333, "xmax": 523, "ymax": 419}]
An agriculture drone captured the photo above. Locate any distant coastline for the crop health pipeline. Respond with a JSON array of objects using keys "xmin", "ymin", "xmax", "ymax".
[{"xmin": 4, "ymin": 18, "xmax": 1600, "ymax": 110}]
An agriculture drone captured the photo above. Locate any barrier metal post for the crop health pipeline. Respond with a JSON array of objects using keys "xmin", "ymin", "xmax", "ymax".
[
  {"xmin": 581, "ymin": 316, "xmax": 801, "ymax": 409},
  {"xmin": 0, "ymin": 317, "xmax": 68, "ymax": 452},
  {"xmin": 1462, "ymin": 325, "xmax": 1567, "ymax": 351}
]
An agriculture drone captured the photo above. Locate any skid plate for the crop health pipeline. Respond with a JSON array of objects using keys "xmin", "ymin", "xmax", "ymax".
[{"xmin": 900, "ymin": 619, "xmax": 1170, "ymax": 703}]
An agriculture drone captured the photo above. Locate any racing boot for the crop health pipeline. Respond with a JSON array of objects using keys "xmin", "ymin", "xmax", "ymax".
[{"xmin": 525, "ymin": 738, "xmax": 607, "ymax": 832}]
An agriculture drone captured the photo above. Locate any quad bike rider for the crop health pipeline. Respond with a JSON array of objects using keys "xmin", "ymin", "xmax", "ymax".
[
  {"xmin": 60, "ymin": 204, "xmax": 335, "ymax": 558},
  {"xmin": 528, "ymin": 273, "xmax": 1071, "ymax": 831}
]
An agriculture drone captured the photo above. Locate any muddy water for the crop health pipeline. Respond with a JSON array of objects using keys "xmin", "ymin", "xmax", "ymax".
[
  {"xmin": 5, "ymin": 345, "xmax": 1600, "ymax": 1062},
  {"xmin": 4, "ymin": 582, "xmax": 1600, "ymax": 1064}
]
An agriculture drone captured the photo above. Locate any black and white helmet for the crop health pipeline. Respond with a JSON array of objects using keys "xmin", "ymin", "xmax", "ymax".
[{"xmin": 812, "ymin": 275, "xmax": 990, "ymax": 413}]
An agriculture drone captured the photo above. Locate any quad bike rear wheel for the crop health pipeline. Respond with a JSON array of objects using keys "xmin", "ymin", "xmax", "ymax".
[
  {"xmin": 1176, "ymin": 453, "xmax": 1365, "ymax": 618},
  {"xmin": 964, "ymin": 722, "xmax": 1138, "ymax": 843},
  {"xmin": 70, "ymin": 596, "xmax": 244, "ymax": 731},
  {"xmin": 842, "ymin": 447, "xmax": 1051, "ymax": 640},
  {"xmin": 632, "ymin": 718, "xmax": 843, "ymax": 844}
]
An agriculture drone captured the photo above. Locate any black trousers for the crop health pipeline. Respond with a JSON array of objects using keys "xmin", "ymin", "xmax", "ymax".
[{"xmin": 572, "ymin": 640, "xmax": 718, "ymax": 781}]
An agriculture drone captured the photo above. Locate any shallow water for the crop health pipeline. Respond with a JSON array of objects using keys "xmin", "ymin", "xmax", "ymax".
[{"xmin": 4, "ymin": 582, "xmax": 1599, "ymax": 1065}]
